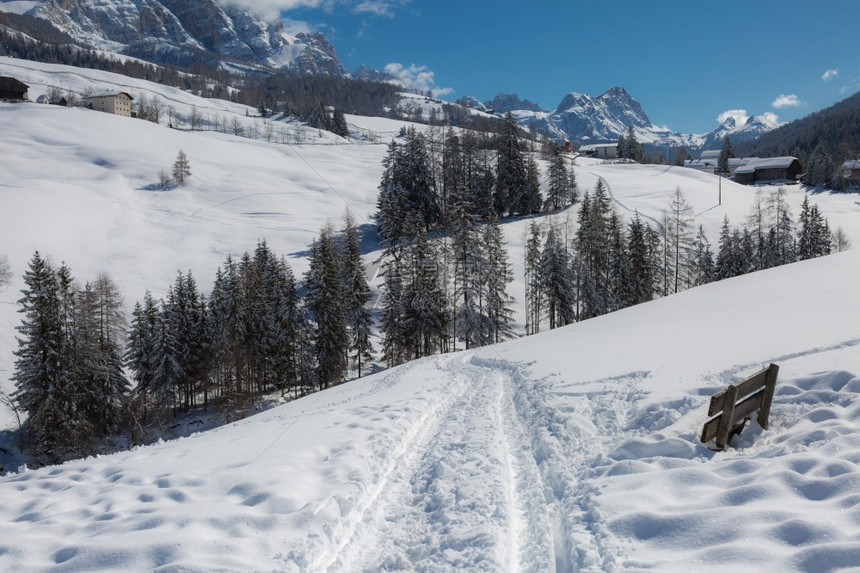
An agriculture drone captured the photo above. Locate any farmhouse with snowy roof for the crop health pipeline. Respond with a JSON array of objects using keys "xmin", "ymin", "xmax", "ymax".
[
  {"xmin": 86, "ymin": 91, "xmax": 134, "ymax": 117},
  {"xmin": 842, "ymin": 160, "xmax": 860, "ymax": 179},
  {"xmin": 0, "ymin": 76, "xmax": 28, "ymax": 100},
  {"xmin": 685, "ymin": 152, "xmax": 759, "ymax": 176},
  {"xmin": 732, "ymin": 156, "xmax": 802, "ymax": 185},
  {"xmin": 580, "ymin": 143, "xmax": 617, "ymax": 159}
]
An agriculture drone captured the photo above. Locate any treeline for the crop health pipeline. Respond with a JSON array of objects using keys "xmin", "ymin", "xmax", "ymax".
[
  {"xmin": 9, "ymin": 216, "xmax": 373, "ymax": 466},
  {"xmin": 521, "ymin": 186, "xmax": 843, "ymax": 334}
]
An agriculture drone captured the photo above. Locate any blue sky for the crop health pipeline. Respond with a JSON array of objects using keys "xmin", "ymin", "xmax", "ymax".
[{"xmin": 271, "ymin": 0, "xmax": 859, "ymax": 134}]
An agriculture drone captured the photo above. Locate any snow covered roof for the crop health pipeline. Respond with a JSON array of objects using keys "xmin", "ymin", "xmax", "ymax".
[
  {"xmin": 733, "ymin": 156, "xmax": 799, "ymax": 174},
  {"xmin": 842, "ymin": 160, "xmax": 860, "ymax": 170},
  {"xmin": 699, "ymin": 150, "xmax": 720, "ymax": 160},
  {"xmin": 88, "ymin": 91, "xmax": 134, "ymax": 100},
  {"xmin": 579, "ymin": 143, "xmax": 617, "ymax": 151}
]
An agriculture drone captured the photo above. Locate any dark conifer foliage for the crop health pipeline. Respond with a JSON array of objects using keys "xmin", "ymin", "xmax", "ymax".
[{"xmin": 305, "ymin": 225, "xmax": 348, "ymax": 389}]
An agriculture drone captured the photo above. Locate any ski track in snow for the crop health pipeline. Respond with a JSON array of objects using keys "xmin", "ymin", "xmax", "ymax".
[{"xmin": 288, "ymin": 353, "xmax": 652, "ymax": 573}]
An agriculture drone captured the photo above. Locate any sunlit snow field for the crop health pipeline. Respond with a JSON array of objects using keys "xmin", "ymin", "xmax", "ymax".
[{"xmin": 0, "ymin": 57, "xmax": 859, "ymax": 571}]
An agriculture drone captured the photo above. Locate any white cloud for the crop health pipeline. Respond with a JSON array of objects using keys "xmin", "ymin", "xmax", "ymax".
[
  {"xmin": 760, "ymin": 112, "xmax": 780, "ymax": 124},
  {"xmin": 383, "ymin": 63, "xmax": 453, "ymax": 97},
  {"xmin": 355, "ymin": 0, "xmax": 409, "ymax": 17},
  {"xmin": 772, "ymin": 94, "xmax": 801, "ymax": 109},
  {"xmin": 217, "ymin": 0, "xmax": 325, "ymax": 21},
  {"xmin": 215, "ymin": 0, "xmax": 409, "ymax": 20},
  {"xmin": 716, "ymin": 109, "xmax": 749, "ymax": 125},
  {"xmin": 822, "ymin": 69, "xmax": 839, "ymax": 81}
]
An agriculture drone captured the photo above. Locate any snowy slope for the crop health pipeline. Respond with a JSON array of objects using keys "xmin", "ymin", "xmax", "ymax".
[
  {"xmin": 1, "ymin": 58, "xmax": 860, "ymax": 571},
  {"xmin": 0, "ymin": 250, "xmax": 857, "ymax": 571}
]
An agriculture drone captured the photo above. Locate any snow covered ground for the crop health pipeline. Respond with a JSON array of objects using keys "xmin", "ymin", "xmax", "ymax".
[{"xmin": 1, "ymin": 58, "xmax": 859, "ymax": 571}]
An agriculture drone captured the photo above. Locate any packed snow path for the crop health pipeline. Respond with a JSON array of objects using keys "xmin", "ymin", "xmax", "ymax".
[{"xmin": 289, "ymin": 353, "xmax": 639, "ymax": 572}]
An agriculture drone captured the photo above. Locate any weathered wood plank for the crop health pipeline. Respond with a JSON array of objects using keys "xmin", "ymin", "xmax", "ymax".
[
  {"xmin": 757, "ymin": 364, "xmax": 779, "ymax": 429},
  {"xmin": 715, "ymin": 384, "xmax": 738, "ymax": 450},
  {"xmin": 701, "ymin": 363, "xmax": 779, "ymax": 449},
  {"xmin": 708, "ymin": 366, "xmax": 771, "ymax": 416}
]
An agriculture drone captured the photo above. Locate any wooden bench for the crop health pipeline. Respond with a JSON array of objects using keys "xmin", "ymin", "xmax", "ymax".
[{"xmin": 700, "ymin": 364, "xmax": 779, "ymax": 450}]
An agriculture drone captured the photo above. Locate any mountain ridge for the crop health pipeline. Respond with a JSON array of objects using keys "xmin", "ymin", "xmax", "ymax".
[
  {"xmin": 2, "ymin": 0, "xmax": 349, "ymax": 75},
  {"xmin": 458, "ymin": 87, "xmax": 780, "ymax": 153}
]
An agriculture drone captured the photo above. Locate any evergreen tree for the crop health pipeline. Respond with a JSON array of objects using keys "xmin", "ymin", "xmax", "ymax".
[
  {"xmin": 376, "ymin": 140, "xmax": 408, "ymax": 246},
  {"xmin": 401, "ymin": 127, "xmax": 441, "ymax": 230},
  {"xmin": 483, "ymin": 212, "xmax": 516, "ymax": 343},
  {"xmin": 495, "ymin": 112, "xmax": 529, "ymax": 216},
  {"xmin": 402, "ymin": 225, "xmax": 448, "ymax": 358},
  {"xmin": 524, "ymin": 221, "xmax": 543, "ymax": 335},
  {"xmin": 449, "ymin": 179, "xmax": 487, "ymax": 349},
  {"xmin": 797, "ymin": 195, "xmax": 832, "ymax": 259},
  {"xmin": 540, "ymin": 226, "xmax": 575, "ymax": 329},
  {"xmin": 805, "ymin": 143, "xmax": 834, "ymax": 188},
  {"xmin": 305, "ymin": 226, "xmax": 348, "ymax": 389},
  {"xmin": 626, "ymin": 214, "xmax": 655, "ymax": 305},
  {"xmin": 12, "ymin": 252, "xmax": 72, "ymax": 461},
  {"xmin": 690, "ymin": 225, "xmax": 715, "ymax": 286},
  {"xmin": 545, "ymin": 142, "xmax": 569, "ymax": 210},
  {"xmin": 378, "ymin": 249, "xmax": 407, "ymax": 367},
  {"xmin": 607, "ymin": 212, "xmax": 633, "ymax": 310},
  {"xmin": 341, "ymin": 212, "xmax": 374, "ymax": 377},
  {"xmin": 718, "ymin": 135, "xmax": 735, "ymax": 174},
  {"xmin": 330, "ymin": 107, "xmax": 349, "ymax": 138},
  {"xmin": 126, "ymin": 290, "xmax": 160, "ymax": 439}
]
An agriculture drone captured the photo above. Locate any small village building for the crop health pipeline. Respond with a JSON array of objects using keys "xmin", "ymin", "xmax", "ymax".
[
  {"xmin": 841, "ymin": 160, "xmax": 860, "ymax": 179},
  {"xmin": 579, "ymin": 143, "xmax": 617, "ymax": 159},
  {"xmin": 732, "ymin": 157, "xmax": 803, "ymax": 185},
  {"xmin": 684, "ymin": 150, "xmax": 758, "ymax": 175},
  {"xmin": 87, "ymin": 91, "xmax": 134, "ymax": 117},
  {"xmin": 36, "ymin": 94, "xmax": 50, "ymax": 104},
  {"xmin": 0, "ymin": 76, "xmax": 29, "ymax": 100}
]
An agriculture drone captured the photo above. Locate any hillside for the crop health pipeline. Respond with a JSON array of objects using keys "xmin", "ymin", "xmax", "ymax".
[
  {"xmin": 735, "ymin": 89, "xmax": 860, "ymax": 164},
  {"xmin": 1, "ymin": 59, "xmax": 860, "ymax": 571},
  {"xmin": 0, "ymin": 246, "xmax": 857, "ymax": 570}
]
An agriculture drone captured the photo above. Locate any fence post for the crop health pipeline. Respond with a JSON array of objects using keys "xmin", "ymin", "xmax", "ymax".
[{"xmin": 715, "ymin": 384, "xmax": 738, "ymax": 450}]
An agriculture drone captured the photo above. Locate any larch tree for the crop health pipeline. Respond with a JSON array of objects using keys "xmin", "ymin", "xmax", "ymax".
[{"xmin": 172, "ymin": 150, "xmax": 191, "ymax": 184}]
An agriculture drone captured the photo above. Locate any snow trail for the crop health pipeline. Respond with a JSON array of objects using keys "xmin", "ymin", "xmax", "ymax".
[{"xmin": 326, "ymin": 354, "xmax": 557, "ymax": 571}]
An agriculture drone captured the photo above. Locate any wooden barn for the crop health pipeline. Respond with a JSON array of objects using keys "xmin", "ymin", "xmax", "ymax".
[
  {"xmin": 842, "ymin": 160, "xmax": 860, "ymax": 179},
  {"xmin": 732, "ymin": 156, "xmax": 803, "ymax": 185},
  {"xmin": 0, "ymin": 76, "xmax": 29, "ymax": 101}
]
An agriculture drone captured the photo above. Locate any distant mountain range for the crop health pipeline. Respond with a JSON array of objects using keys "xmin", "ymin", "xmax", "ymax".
[
  {"xmin": 0, "ymin": 0, "xmax": 781, "ymax": 152},
  {"xmin": 458, "ymin": 87, "xmax": 781, "ymax": 152}
]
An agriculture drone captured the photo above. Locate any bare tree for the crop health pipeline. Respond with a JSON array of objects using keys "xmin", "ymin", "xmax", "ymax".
[
  {"xmin": 189, "ymin": 105, "xmax": 202, "ymax": 131},
  {"xmin": 230, "ymin": 116, "xmax": 243, "ymax": 136},
  {"xmin": 172, "ymin": 150, "xmax": 191, "ymax": 184},
  {"xmin": 0, "ymin": 254, "xmax": 10, "ymax": 288}
]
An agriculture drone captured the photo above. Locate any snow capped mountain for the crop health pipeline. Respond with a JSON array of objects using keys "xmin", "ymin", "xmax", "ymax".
[
  {"xmin": 552, "ymin": 86, "xmax": 652, "ymax": 141},
  {"xmin": 4, "ymin": 0, "xmax": 348, "ymax": 75},
  {"xmin": 698, "ymin": 111, "xmax": 783, "ymax": 151},
  {"xmin": 485, "ymin": 92, "xmax": 543, "ymax": 114},
  {"xmin": 458, "ymin": 86, "xmax": 781, "ymax": 153}
]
